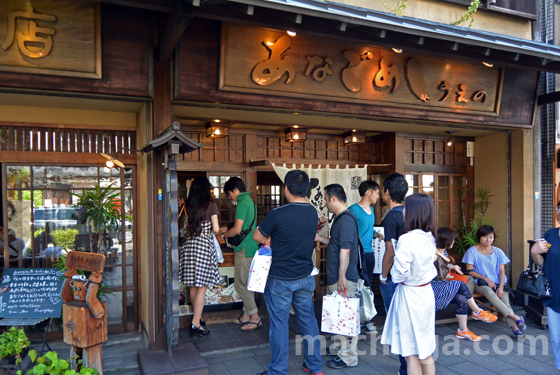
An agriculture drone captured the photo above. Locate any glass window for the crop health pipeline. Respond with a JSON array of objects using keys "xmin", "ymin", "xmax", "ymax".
[{"xmin": 4, "ymin": 164, "xmax": 136, "ymax": 334}]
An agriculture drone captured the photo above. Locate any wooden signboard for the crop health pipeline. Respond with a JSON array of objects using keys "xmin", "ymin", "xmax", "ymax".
[
  {"xmin": 220, "ymin": 23, "xmax": 503, "ymax": 116},
  {"xmin": 0, "ymin": 0, "xmax": 101, "ymax": 78},
  {"xmin": 0, "ymin": 268, "xmax": 65, "ymax": 318}
]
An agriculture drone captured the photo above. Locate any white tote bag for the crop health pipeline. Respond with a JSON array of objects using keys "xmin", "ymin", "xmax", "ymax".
[
  {"xmin": 247, "ymin": 246, "xmax": 272, "ymax": 293},
  {"xmin": 213, "ymin": 234, "xmax": 224, "ymax": 263},
  {"xmin": 321, "ymin": 292, "xmax": 361, "ymax": 337},
  {"xmin": 356, "ymin": 279, "xmax": 377, "ymax": 322}
]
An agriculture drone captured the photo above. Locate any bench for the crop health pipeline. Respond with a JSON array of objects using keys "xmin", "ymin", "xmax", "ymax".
[{"xmin": 434, "ymin": 292, "xmax": 504, "ymax": 325}]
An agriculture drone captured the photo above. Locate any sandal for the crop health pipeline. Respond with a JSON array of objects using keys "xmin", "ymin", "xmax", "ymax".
[
  {"xmin": 241, "ymin": 319, "xmax": 263, "ymax": 331},
  {"xmin": 233, "ymin": 314, "xmax": 249, "ymax": 325}
]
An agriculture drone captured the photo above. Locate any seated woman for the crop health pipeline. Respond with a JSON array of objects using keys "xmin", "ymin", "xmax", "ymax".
[
  {"xmin": 432, "ymin": 227, "xmax": 497, "ymax": 342},
  {"xmin": 463, "ymin": 225, "xmax": 527, "ymax": 338}
]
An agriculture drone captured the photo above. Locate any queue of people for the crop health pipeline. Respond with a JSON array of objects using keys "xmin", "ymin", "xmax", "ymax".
[{"xmin": 177, "ymin": 171, "xmax": 553, "ymax": 375}]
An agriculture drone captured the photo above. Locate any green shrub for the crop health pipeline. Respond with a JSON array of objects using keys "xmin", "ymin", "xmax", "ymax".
[
  {"xmin": 0, "ymin": 327, "xmax": 30, "ymax": 358},
  {"xmin": 17, "ymin": 350, "xmax": 99, "ymax": 375},
  {"xmin": 51, "ymin": 229, "xmax": 79, "ymax": 251}
]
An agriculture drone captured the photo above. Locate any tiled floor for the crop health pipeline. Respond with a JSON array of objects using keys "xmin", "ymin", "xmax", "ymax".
[{"xmin": 179, "ymin": 318, "xmax": 297, "ymax": 353}]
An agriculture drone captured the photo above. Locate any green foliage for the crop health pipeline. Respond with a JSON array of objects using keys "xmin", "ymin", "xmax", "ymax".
[
  {"xmin": 71, "ymin": 184, "xmax": 121, "ymax": 254},
  {"xmin": 12, "ymin": 191, "xmax": 43, "ymax": 207},
  {"xmin": 0, "ymin": 327, "xmax": 30, "ymax": 358},
  {"xmin": 51, "ymin": 229, "xmax": 79, "ymax": 251},
  {"xmin": 451, "ymin": 0, "xmax": 481, "ymax": 28},
  {"xmin": 17, "ymin": 350, "xmax": 99, "ymax": 375},
  {"xmin": 454, "ymin": 188, "xmax": 494, "ymax": 255},
  {"xmin": 381, "ymin": 0, "xmax": 408, "ymax": 16},
  {"xmin": 380, "ymin": 0, "xmax": 480, "ymax": 27}
]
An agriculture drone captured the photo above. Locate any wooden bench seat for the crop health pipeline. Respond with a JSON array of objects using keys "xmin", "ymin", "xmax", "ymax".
[{"xmin": 435, "ymin": 292, "xmax": 505, "ymax": 325}]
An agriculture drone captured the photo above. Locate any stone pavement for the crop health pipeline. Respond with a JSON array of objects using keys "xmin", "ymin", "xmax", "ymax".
[{"xmin": 202, "ymin": 313, "xmax": 558, "ymax": 375}]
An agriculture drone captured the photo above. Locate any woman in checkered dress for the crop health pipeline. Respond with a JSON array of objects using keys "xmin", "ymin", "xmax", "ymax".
[{"xmin": 180, "ymin": 176, "xmax": 221, "ymax": 337}]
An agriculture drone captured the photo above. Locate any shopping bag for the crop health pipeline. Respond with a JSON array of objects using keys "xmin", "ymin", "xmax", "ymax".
[
  {"xmin": 447, "ymin": 271, "xmax": 467, "ymax": 283},
  {"xmin": 213, "ymin": 234, "xmax": 224, "ymax": 263},
  {"xmin": 247, "ymin": 245, "xmax": 272, "ymax": 293},
  {"xmin": 321, "ymin": 291, "xmax": 361, "ymax": 337},
  {"xmin": 356, "ymin": 279, "xmax": 377, "ymax": 322}
]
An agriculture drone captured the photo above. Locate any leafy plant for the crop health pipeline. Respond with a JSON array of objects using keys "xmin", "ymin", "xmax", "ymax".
[
  {"xmin": 70, "ymin": 184, "xmax": 121, "ymax": 254},
  {"xmin": 51, "ymin": 229, "xmax": 79, "ymax": 251},
  {"xmin": 454, "ymin": 188, "xmax": 494, "ymax": 255},
  {"xmin": 17, "ymin": 350, "xmax": 99, "ymax": 375},
  {"xmin": 0, "ymin": 327, "xmax": 30, "ymax": 359},
  {"xmin": 380, "ymin": 0, "xmax": 480, "ymax": 27}
]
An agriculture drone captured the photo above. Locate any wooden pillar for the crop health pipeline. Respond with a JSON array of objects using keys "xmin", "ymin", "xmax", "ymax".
[
  {"xmin": 153, "ymin": 61, "xmax": 172, "ymax": 334},
  {"xmin": 246, "ymin": 133, "xmax": 258, "ymax": 201}
]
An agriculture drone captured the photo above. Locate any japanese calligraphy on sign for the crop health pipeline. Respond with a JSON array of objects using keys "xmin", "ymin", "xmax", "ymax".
[
  {"xmin": 0, "ymin": 0, "xmax": 101, "ymax": 79},
  {"xmin": 220, "ymin": 24, "xmax": 503, "ymax": 115}
]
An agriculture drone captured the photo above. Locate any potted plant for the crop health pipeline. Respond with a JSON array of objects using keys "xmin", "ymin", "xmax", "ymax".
[
  {"xmin": 17, "ymin": 350, "xmax": 99, "ymax": 375},
  {"xmin": 0, "ymin": 327, "xmax": 30, "ymax": 365},
  {"xmin": 71, "ymin": 184, "xmax": 122, "ymax": 254},
  {"xmin": 453, "ymin": 187, "xmax": 494, "ymax": 256}
]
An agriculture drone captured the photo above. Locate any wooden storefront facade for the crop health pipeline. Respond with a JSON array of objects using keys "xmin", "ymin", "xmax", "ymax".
[{"xmin": 0, "ymin": 0, "xmax": 547, "ymax": 351}]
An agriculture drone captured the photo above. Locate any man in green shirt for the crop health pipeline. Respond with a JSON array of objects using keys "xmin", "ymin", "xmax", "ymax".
[{"xmin": 221, "ymin": 177, "xmax": 261, "ymax": 331}]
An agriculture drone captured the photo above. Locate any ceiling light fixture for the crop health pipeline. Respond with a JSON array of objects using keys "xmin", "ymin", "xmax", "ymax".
[
  {"xmin": 446, "ymin": 131, "xmax": 454, "ymax": 147},
  {"xmin": 101, "ymin": 153, "xmax": 125, "ymax": 169},
  {"xmin": 392, "ymin": 48, "xmax": 403, "ymax": 53},
  {"xmin": 205, "ymin": 121, "xmax": 229, "ymax": 138},
  {"xmin": 285, "ymin": 126, "xmax": 307, "ymax": 142},
  {"xmin": 343, "ymin": 131, "xmax": 366, "ymax": 145},
  {"xmin": 482, "ymin": 62, "xmax": 493, "ymax": 67},
  {"xmin": 287, "ymin": 30, "xmax": 297, "ymax": 36}
]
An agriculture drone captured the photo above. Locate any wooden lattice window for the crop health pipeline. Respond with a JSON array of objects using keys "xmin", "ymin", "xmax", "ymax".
[{"xmin": 0, "ymin": 125, "xmax": 136, "ymax": 154}]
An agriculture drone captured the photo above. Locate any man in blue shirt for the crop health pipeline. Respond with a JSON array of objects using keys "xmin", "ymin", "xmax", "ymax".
[
  {"xmin": 348, "ymin": 180, "xmax": 384, "ymax": 334},
  {"xmin": 254, "ymin": 170, "xmax": 323, "ymax": 375}
]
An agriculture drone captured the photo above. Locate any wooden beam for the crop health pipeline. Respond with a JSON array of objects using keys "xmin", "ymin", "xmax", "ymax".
[
  {"xmin": 91, "ymin": 0, "xmax": 176, "ymax": 13},
  {"xmin": 158, "ymin": 1, "xmax": 194, "ymax": 62},
  {"xmin": 0, "ymin": 151, "xmax": 137, "ymax": 164},
  {"xmin": 248, "ymin": 160, "xmax": 270, "ymax": 167},
  {"xmin": 538, "ymin": 91, "xmax": 560, "ymax": 106}
]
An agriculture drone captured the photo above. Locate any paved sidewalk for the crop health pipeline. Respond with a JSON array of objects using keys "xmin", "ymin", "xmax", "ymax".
[{"xmin": 203, "ymin": 314, "xmax": 557, "ymax": 375}]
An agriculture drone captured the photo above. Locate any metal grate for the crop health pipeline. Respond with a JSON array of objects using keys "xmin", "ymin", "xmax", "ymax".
[{"xmin": 0, "ymin": 125, "xmax": 136, "ymax": 154}]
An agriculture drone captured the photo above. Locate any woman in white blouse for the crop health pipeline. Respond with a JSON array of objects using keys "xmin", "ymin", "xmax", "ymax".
[{"xmin": 381, "ymin": 193, "xmax": 438, "ymax": 375}]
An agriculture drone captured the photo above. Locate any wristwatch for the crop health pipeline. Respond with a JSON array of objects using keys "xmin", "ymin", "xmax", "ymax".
[{"xmin": 379, "ymin": 275, "xmax": 388, "ymax": 282}]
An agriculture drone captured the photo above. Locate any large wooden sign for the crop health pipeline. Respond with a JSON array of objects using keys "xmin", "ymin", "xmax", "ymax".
[
  {"xmin": 220, "ymin": 23, "xmax": 503, "ymax": 116},
  {"xmin": 0, "ymin": 268, "xmax": 65, "ymax": 318},
  {"xmin": 0, "ymin": 0, "xmax": 101, "ymax": 78}
]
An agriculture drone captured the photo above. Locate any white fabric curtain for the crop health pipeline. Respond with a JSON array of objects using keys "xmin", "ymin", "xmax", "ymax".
[{"xmin": 271, "ymin": 163, "xmax": 368, "ymax": 234}]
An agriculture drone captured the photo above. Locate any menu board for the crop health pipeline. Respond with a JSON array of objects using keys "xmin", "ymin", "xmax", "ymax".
[{"xmin": 0, "ymin": 268, "xmax": 65, "ymax": 318}]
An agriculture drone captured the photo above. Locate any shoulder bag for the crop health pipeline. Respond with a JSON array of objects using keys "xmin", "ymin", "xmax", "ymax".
[
  {"xmin": 517, "ymin": 250, "xmax": 552, "ymax": 302},
  {"xmin": 226, "ymin": 203, "xmax": 257, "ymax": 248}
]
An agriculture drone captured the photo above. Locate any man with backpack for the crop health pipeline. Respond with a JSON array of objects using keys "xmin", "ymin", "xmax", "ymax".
[{"xmin": 315, "ymin": 183, "xmax": 361, "ymax": 370}]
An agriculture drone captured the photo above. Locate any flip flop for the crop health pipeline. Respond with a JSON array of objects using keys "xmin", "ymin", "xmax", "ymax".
[
  {"xmin": 233, "ymin": 314, "xmax": 249, "ymax": 325},
  {"xmin": 241, "ymin": 319, "xmax": 263, "ymax": 331}
]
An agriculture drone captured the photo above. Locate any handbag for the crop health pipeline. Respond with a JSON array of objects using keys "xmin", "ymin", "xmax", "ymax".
[
  {"xmin": 213, "ymin": 234, "xmax": 224, "ymax": 263},
  {"xmin": 321, "ymin": 291, "xmax": 361, "ymax": 337},
  {"xmin": 447, "ymin": 271, "xmax": 467, "ymax": 283},
  {"xmin": 226, "ymin": 204, "xmax": 257, "ymax": 248},
  {"xmin": 517, "ymin": 257, "xmax": 552, "ymax": 301},
  {"xmin": 434, "ymin": 252, "xmax": 451, "ymax": 281},
  {"xmin": 357, "ymin": 279, "xmax": 377, "ymax": 323}
]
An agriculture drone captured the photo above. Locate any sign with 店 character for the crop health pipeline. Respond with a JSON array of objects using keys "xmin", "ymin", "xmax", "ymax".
[
  {"xmin": 220, "ymin": 23, "xmax": 503, "ymax": 116},
  {"xmin": 0, "ymin": 0, "xmax": 101, "ymax": 79}
]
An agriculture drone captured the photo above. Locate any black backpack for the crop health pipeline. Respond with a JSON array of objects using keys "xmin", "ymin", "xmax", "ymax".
[{"xmin": 332, "ymin": 210, "xmax": 370, "ymax": 287}]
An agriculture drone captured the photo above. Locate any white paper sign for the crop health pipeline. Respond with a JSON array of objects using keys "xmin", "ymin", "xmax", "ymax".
[{"xmin": 372, "ymin": 226, "xmax": 385, "ymax": 274}]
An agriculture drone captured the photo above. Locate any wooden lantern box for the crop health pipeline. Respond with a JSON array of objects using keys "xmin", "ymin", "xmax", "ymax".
[{"xmin": 63, "ymin": 301, "xmax": 108, "ymax": 348}]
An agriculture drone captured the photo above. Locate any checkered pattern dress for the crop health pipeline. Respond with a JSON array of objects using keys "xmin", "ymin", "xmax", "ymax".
[{"xmin": 179, "ymin": 220, "xmax": 221, "ymax": 287}]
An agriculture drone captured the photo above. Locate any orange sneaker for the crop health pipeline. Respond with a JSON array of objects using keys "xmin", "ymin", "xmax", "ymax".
[
  {"xmin": 456, "ymin": 328, "xmax": 481, "ymax": 342},
  {"xmin": 472, "ymin": 309, "xmax": 498, "ymax": 323}
]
